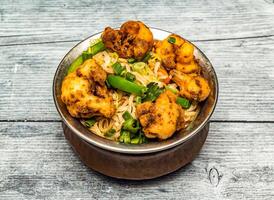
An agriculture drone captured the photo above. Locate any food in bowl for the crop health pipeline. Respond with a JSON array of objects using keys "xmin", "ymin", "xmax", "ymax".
[{"xmin": 60, "ymin": 21, "xmax": 211, "ymax": 144}]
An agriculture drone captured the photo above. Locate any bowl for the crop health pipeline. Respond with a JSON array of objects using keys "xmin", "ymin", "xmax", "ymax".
[{"xmin": 53, "ymin": 28, "xmax": 218, "ymax": 155}]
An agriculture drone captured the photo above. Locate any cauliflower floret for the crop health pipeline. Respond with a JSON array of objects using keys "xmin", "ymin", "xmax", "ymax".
[
  {"xmin": 61, "ymin": 59, "xmax": 116, "ymax": 118},
  {"xmin": 101, "ymin": 21, "xmax": 153, "ymax": 60}
]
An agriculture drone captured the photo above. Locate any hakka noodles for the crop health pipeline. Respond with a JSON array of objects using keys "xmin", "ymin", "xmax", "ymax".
[{"xmin": 61, "ymin": 21, "xmax": 211, "ymax": 144}]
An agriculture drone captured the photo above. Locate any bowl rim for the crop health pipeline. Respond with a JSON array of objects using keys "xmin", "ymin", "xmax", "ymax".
[{"xmin": 53, "ymin": 27, "xmax": 219, "ymax": 154}]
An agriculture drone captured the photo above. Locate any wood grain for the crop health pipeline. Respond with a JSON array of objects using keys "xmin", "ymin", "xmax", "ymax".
[
  {"xmin": 1, "ymin": 0, "xmax": 274, "ymax": 198},
  {"xmin": 0, "ymin": 122, "xmax": 273, "ymax": 199},
  {"xmin": 0, "ymin": 0, "xmax": 274, "ymax": 45},
  {"xmin": 1, "ymin": 36, "xmax": 273, "ymax": 121}
]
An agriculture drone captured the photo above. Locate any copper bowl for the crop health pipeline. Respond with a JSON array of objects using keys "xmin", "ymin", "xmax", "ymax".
[
  {"xmin": 53, "ymin": 28, "xmax": 218, "ymax": 179},
  {"xmin": 53, "ymin": 28, "xmax": 218, "ymax": 180}
]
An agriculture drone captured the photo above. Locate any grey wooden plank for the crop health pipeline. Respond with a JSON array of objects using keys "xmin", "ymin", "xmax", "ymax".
[
  {"xmin": 0, "ymin": 122, "xmax": 273, "ymax": 199},
  {"xmin": 1, "ymin": 36, "xmax": 274, "ymax": 121},
  {"xmin": 0, "ymin": 0, "xmax": 274, "ymax": 45}
]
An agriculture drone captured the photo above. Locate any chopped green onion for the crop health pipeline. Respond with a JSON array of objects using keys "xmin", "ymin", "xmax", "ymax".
[
  {"xmin": 123, "ymin": 118, "xmax": 139, "ymax": 133},
  {"xmin": 142, "ymin": 82, "xmax": 164, "ymax": 102},
  {"xmin": 119, "ymin": 131, "xmax": 125, "ymax": 143},
  {"xmin": 119, "ymin": 129, "xmax": 148, "ymax": 145},
  {"xmin": 132, "ymin": 62, "xmax": 147, "ymax": 74},
  {"xmin": 125, "ymin": 72, "xmax": 136, "ymax": 82},
  {"xmin": 176, "ymin": 97, "xmax": 191, "ymax": 109},
  {"xmin": 119, "ymin": 130, "xmax": 131, "ymax": 144},
  {"xmin": 141, "ymin": 135, "xmax": 148, "ymax": 143},
  {"xmin": 130, "ymin": 137, "xmax": 140, "ymax": 144},
  {"xmin": 142, "ymin": 52, "xmax": 152, "ymax": 62},
  {"xmin": 107, "ymin": 75, "xmax": 147, "ymax": 96},
  {"xmin": 112, "ymin": 62, "xmax": 125, "ymax": 75},
  {"xmin": 123, "ymin": 131, "xmax": 131, "ymax": 144},
  {"xmin": 168, "ymin": 37, "xmax": 176, "ymax": 44},
  {"xmin": 67, "ymin": 55, "xmax": 83, "ymax": 74},
  {"xmin": 82, "ymin": 50, "xmax": 92, "ymax": 61},
  {"xmin": 104, "ymin": 128, "xmax": 116, "ymax": 137},
  {"xmin": 127, "ymin": 58, "xmax": 136, "ymax": 63},
  {"xmin": 135, "ymin": 96, "xmax": 142, "ymax": 104},
  {"xmin": 87, "ymin": 40, "xmax": 105, "ymax": 55},
  {"xmin": 122, "ymin": 111, "xmax": 133, "ymax": 120},
  {"xmin": 84, "ymin": 118, "xmax": 96, "ymax": 128},
  {"xmin": 165, "ymin": 85, "xmax": 179, "ymax": 94},
  {"xmin": 121, "ymin": 111, "xmax": 140, "ymax": 135},
  {"xmin": 130, "ymin": 132, "xmax": 148, "ymax": 144}
]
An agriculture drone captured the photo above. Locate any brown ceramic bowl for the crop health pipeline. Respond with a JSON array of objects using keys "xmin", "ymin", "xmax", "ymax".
[{"xmin": 53, "ymin": 28, "xmax": 218, "ymax": 155}]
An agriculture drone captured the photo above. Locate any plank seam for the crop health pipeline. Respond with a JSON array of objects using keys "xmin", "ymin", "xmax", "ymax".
[
  {"xmin": 192, "ymin": 34, "xmax": 274, "ymax": 42},
  {"xmin": 0, "ymin": 34, "xmax": 273, "ymax": 47}
]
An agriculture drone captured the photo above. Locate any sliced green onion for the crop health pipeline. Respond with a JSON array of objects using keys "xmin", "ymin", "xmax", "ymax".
[
  {"xmin": 112, "ymin": 62, "xmax": 125, "ymax": 75},
  {"xmin": 142, "ymin": 52, "xmax": 152, "ymax": 62},
  {"xmin": 135, "ymin": 96, "xmax": 142, "ymax": 104},
  {"xmin": 123, "ymin": 118, "xmax": 139, "ymax": 134},
  {"xmin": 119, "ymin": 131, "xmax": 125, "ymax": 143},
  {"xmin": 84, "ymin": 118, "xmax": 96, "ymax": 128},
  {"xmin": 127, "ymin": 58, "xmax": 136, "ymax": 63},
  {"xmin": 119, "ymin": 129, "xmax": 148, "ymax": 145},
  {"xmin": 82, "ymin": 50, "xmax": 92, "ymax": 61},
  {"xmin": 141, "ymin": 135, "xmax": 148, "ymax": 143},
  {"xmin": 176, "ymin": 97, "xmax": 191, "ymax": 109},
  {"xmin": 132, "ymin": 62, "xmax": 147, "ymax": 74},
  {"xmin": 67, "ymin": 55, "xmax": 83, "ymax": 74},
  {"xmin": 104, "ymin": 128, "xmax": 116, "ymax": 137},
  {"xmin": 123, "ymin": 131, "xmax": 131, "ymax": 144},
  {"xmin": 130, "ymin": 137, "xmax": 140, "ymax": 144},
  {"xmin": 122, "ymin": 111, "xmax": 133, "ymax": 120},
  {"xmin": 142, "ymin": 82, "xmax": 164, "ymax": 102},
  {"xmin": 168, "ymin": 37, "xmax": 176, "ymax": 44},
  {"xmin": 125, "ymin": 72, "xmax": 136, "ymax": 82},
  {"xmin": 130, "ymin": 132, "xmax": 148, "ymax": 144},
  {"xmin": 87, "ymin": 40, "xmax": 106, "ymax": 55},
  {"xmin": 107, "ymin": 75, "xmax": 147, "ymax": 96},
  {"xmin": 139, "ymin": 132, "xmax": 148, "ymax": 144},
  {"xmin": 165, "ymin": 85, "xmax": 179, "ymax": 94},
  {"xmin": 119, "ymin": 130, "xmax": 131, "ymax": 144}
]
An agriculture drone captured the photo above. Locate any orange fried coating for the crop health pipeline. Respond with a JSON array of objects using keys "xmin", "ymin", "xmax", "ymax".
[
  {"xmin": 136, "ymin": 90, "xmax": 182, "ymax": 140},
  {"xmin": 170, "ymin": 70, "xmax": 210, "ymax": 102},
  {"xmin": 154, "ymin": 34, "xmax": 200, "ymax": 74},
  {"xmin": 61, "ymin": 59, "xmax": 116, "ymax": 118},
  {"xmin": 101, "ymin": 21, "xmax": 153, "ymax": 60}
]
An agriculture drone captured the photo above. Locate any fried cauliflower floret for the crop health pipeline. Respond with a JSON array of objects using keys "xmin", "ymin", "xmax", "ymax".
[
  {"xmin": 154, "ymin": 34, "xmax": 200, "ymax": 74},
  {"xmin": 154, "ymin": 34, "xmax": 184, "ymax": 69},
  {"xmin": 176, "ymin": 60, "xmax": 200, "ymax": 74},
  {"xmin": 61, "ymin": 59, "xmax": 116, "ymax": 118},
  {"xmin": 170, "ymin": 70, "xmax": 210, "ymax": 102},
  {"xmin": 136, "ymin": 90, "xmax": 181, "ymax": 140},
  {"xmin": 101, "ymin": 21, "xmax": 153, "ymax": 60}
]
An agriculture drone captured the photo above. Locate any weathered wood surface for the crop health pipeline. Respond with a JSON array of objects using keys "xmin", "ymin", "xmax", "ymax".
[
  {"xmin": 0, "ymin": 122, "xmax": 274, "ymax": 199},
  {"xmin": 1, "ymin": 36, "xmax": 274, "ymax": 121},
  {"xmin": 0, "ymin": 0, "xmax": 274, "ymax": 45},
  {"xmin": 1, "ymin": 0, "xmax": 274, "ymax": 199}
]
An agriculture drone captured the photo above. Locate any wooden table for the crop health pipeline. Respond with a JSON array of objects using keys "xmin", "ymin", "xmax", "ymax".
[{"xmin": 1, "ymin": 0, "xmax": 274, "ymax": 199}]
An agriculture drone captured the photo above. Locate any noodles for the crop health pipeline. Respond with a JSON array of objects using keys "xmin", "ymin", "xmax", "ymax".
[
  {"xmin": 154, "ymin": 61, "xmax": 160, "ymax": 76},
  {"xmin": 93, "ymin": 51, "xmax": 119, "ymax": 74},
  {"xmin": 84, "ymin": 47, "xmax": 200, "ymax": 141},
  {"xmin": 184, "ymin": 101, "xmax": 200, "ymax": 123},
  {"xmin": 88, "ymin": 90, "xmax": 136, "ymax": 141}
]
